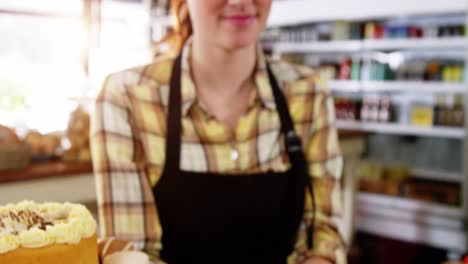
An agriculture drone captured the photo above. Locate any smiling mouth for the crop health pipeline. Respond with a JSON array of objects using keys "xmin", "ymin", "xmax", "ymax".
[{"xmin": 222, "ymin": 15, "xmax": 257, "ymax": 26}]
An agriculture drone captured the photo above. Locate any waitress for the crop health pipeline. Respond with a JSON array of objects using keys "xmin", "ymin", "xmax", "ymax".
[{"xmin": 91, "ymin": 0, "xmax": 345, "ymax": 263}]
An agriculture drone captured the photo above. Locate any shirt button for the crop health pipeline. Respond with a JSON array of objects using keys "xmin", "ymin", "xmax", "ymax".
[{"xmin": 231, "ymin": 149, "xmax": 239, "ymax": 161}]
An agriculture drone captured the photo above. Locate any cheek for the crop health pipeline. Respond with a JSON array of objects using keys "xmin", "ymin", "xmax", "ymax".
[
  {"xmin": 188, "ymin": 0, "xmax": 222, "ymax": 30},
  {"xmin": 258, "ymin": 0, "xmax": 273, "ymax": 19}
]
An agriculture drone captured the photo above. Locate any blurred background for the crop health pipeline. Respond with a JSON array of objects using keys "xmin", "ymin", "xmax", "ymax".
[{"xmin": 0, "ymin": 0, "xmax": 467, "ymax": 263}]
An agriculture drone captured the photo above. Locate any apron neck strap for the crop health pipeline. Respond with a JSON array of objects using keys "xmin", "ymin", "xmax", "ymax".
[{"xmin": 165, "ymin": 54, "xmax": 183, "ymax": 173}]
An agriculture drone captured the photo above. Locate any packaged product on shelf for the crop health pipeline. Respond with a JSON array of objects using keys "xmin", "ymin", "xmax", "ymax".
[
  {"xmin": 317, "ymin": 23, "xmax": 332, "ymax": 41},
  {"xmin": 378, "ymin": 96, "xmax": 393, "ymax": 123},
  {"xmin": 369, "ymin": 97, "xmax": 380, "ymax": 122},
  {"xmin": 405, "ymin": 179, "xmax": 460, "ymax": 206},
  {"xmin": 360, "ymin": 96, "xmax": 383, "ymax": 122},
  {"xmin": 335, "ymin": 97, "xmax": 361, "ymax": 121},
  {"xmin": 351, "ymin": 59, "xmax": 361, "ymax": 81},
  {"xmin": 452, "ymin": 95, "xmax": 465, "ymax": 127},
  {"xmin": 364, "ymin": 22, "xmax": 376, "ymax": 39},
  {"xmin": 349, "ymin": 23, "xmax": 364, "ymax": 40},
  {"xmin": 408, "ymin": 26, "xmax": 424, "ymax": 38},
  {"xmin": 424, "ymin": 61, "xmax": 442, "ymax": 81},
  {"xmin": 443, "ymin": 62, "xmax": 464, "ymax": 83},
  {"xmin": 358, "ymin": 162, "xmax": 410, "ymax": 196},
  {"xmin": 369, "ymin": 61, "xmax": 393, "ymax": 81},
  {"xmin": 360, "ymin": 97, "xmax": 371, "ymax": 122},
  {"xmin": 360, "ymin": 60, "xmax": 371, "ymax": 81},
  {"xmin": 438, "ymin": 25, "xmax": 466, "ymax": 37},
  {"xmin": 435, "ymin": 94, "xmax": 465, "ymax": 127},
  {"xmin": 411, "ymin": 103, "xmax": 434, "ymax": 127},
  {"xmin": 331, "ymin": 22, "xmax": 351, "ymax": 40},
  {"xmin": 434, "ymin": 94, "xmax": 447, "ymax": 126},
  {"xmin": 338, "ymin": 59, "xmax": 352, "ymax": 80},
  {"xmin": 374, "ymin": 24, "xmax": 386, "ymax": 39},
  {"xmin": 423, "ymin": 24, "xmax": 439, "ymax": 38}
]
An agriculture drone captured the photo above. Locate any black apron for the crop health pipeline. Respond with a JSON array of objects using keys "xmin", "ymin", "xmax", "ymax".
[{"xmin": 153, "ymin": 54, "xmax": 315, "ymax": 264}]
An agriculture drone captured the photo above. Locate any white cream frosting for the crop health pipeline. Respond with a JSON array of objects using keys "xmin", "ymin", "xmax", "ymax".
[
  {"xmin": 0, "ymin": 233, "xmax": 20, "ymax": 254},
  {"xmin": 0, "ymin": 201, "xmax": 97, "ymax": 254},
  {"xmin": 19, "ymin": 227, "xmax": 52, "ymax": 248}
]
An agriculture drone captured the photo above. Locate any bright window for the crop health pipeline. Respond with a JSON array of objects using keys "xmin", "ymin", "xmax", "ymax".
[{"xmin": 0, "ymin": 0, "xmax": 152, "ymax": 134}]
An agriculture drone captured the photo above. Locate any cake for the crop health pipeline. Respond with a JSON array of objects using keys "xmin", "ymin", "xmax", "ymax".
[{"xmin": 0, "ymin": 201, "xmax": 99, "ymax": 264}]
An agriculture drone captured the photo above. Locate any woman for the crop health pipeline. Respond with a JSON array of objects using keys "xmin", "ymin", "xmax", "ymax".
[{"xmin": 91, "ymin": 0, "xmax": 345, "ymax": 263}]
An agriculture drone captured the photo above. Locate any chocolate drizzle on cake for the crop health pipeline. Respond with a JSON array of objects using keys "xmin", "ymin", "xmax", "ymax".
[{"xmin": 0, "ymin": 209, "xmax": 54, "ymax": 233}]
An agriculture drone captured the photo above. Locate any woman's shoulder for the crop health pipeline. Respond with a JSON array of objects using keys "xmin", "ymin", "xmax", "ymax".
[
  {"xmin": 98, "ymin": 54, "xmax": 178, "ymax": 108},
  {"xmin": 103, "ymin": 54, "xmax": 178, "ymax": 96},
  {"xmin": 267, "ymin": 58, "xmax": 330, "ymax": 95}
]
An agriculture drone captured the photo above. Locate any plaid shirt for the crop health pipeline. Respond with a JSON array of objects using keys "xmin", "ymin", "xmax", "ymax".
[{"xmin": 91, "ymin": 40, "xmax": 345, "ymax": 264}]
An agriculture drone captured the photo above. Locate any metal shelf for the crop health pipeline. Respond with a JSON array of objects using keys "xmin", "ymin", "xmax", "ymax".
[
  {"xmin": 273, "ymin": 40, "xmax": 362, "ymax": 54},
  {"xmin": 358, "ymin": 192, "xmax": 462, "ymax": 217},
  {"xmin": 356, "ymin": 212, "xmax": 467, "ymax": 252},
  {"xmin": 336, "ymin": 120, "xmax": 465, "ymax": 139},
  {"xmin": 357, "ymin": 192, "xmax": 465, "ymax": 252},
  {"xmin": 356, "ymin": 193, "xmax": 467, "ymax": 252},
  {"xmin": 272, "ymin": 38, "xmax": 468, "ymax": 54},
  {"xmin": 363, "ymin": 37, "xmax": 468, "ymax": 51},
  {"xmin": 411, "ymin": 168, "xmax": 463, "ymax": 183},
  {"xmin": 329, "ymin": 80, "xmax": 467, "ymax": 93}
]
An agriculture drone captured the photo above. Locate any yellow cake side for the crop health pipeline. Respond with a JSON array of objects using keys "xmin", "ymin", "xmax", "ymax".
[{"xmin": 0, "ymin": 233, "xmax": 98, "ymax": 264}]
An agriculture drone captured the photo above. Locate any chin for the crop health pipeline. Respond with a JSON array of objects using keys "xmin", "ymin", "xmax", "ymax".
[{"xmin": 221, "ymin": 34, "xmax": 259, "ymax": 51}]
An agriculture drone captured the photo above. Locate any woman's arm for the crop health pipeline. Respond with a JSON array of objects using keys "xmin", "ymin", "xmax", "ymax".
[
  {"xmin": 90, "ymin": 73, "xmax": 164, "ymax": 262},
  {"xmin": 290, "ymin": 79, "xmax": 346, "ymax": 264}
]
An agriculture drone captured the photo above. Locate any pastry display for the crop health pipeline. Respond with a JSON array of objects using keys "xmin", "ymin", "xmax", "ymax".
[
  {"xmin": 24, "ymin": 131, "xmax": 62, "ymax": 158},
  {"xmin": 63, "ymin": 106, "xmax": 91, "ymax": 162},
  {"xmin": 0, "ymin": 125, "xmax": 30, "ymax": 171},
  {"xmin": 0, "ymin": 125, "xmax": 21, "ymax": 145}
]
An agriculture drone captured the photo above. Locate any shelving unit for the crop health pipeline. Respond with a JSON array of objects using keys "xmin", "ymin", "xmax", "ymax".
[
  {"xmin": 411, "ymin": 168, "xmax": 463, "ymax": 183},
  {"xmin": 274, "ymin": 37, "xmax": 468, "ymax": 54},
  {"xmin": 336, "ymin": 120, "xmax": 465, "ymax": 139},
  {"xmin": 268, "ymin": 0, "xmax": 468, "ymax": 254},
  {"xmin": 329, "ymin": 80, "xmax": 467, "ymax": 94},
  {"xmin": 357, "ymin": 192, "xmax": 466, "ymax": 252},
  {"xmin": 274, "ymin": 40, "xmax": 362, "ymax": 54},
  {"xmin": 363, "ymin": 37, "xmax": 468, "ymax": 51}
]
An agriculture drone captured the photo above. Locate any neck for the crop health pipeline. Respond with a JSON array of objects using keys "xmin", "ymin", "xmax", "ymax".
[{"xmin": 191, "ymin": 37, "xmax": 257, "ymax": 95}]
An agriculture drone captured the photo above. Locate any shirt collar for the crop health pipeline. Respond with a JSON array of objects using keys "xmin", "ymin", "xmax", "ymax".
[{"xmin": 179, "ymin": 38, "xmax": 277, "ymax": 117}]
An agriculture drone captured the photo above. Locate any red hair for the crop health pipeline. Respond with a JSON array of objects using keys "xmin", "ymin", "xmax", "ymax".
[{"xmin": 154, "ymin": 0, "xmax": 192, "ymax": 55}]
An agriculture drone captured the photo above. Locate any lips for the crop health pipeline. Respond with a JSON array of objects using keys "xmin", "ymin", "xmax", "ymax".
[{"xmin": 222, "ymin": 14, "xmax": 257, "ymax": 26}]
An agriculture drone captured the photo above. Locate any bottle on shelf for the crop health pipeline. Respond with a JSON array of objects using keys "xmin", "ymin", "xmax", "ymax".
[
  {"xmin": 339, "ymin": 59, "xmax": 352, "ymax": 80},
  {"xmin": 369, "ymin": 97, "xmax": 380, "ymax": 122},
  {"xmin": 378, "ymin": 95, "xmax": 392, "ymax": 123},
  {"xmin": 424, "ymin": 61, "xmax": 441, "ymax": 81},
  {"xmin": 452, "ymin": 95, "xmax": 464, "ymax": 127},
  {"xmin": 433, "ymin": 94, "xmax": 445, "ymax": 126},
  {"xmin": 351, "ymin": 59, "xmax": 362, "ymax": 81}
]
